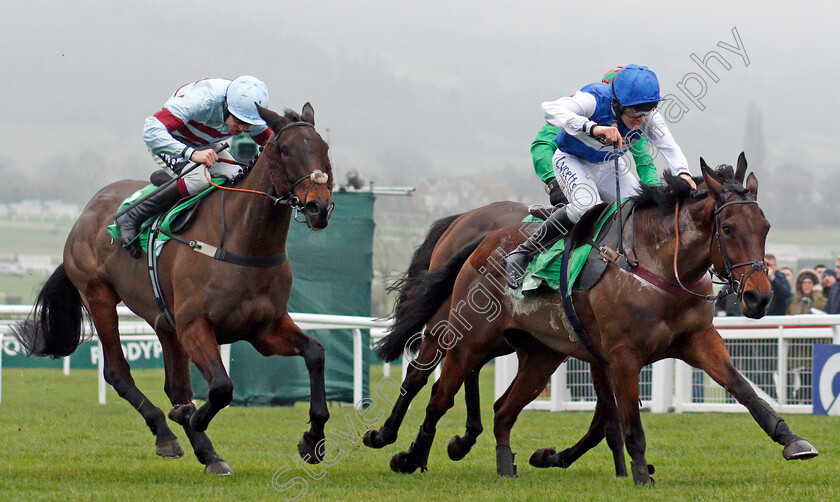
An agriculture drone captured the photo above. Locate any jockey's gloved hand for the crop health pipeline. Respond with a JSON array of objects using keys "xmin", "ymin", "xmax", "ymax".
[
  {"xmin": 214, "ymin": 163, "xmax": 246, "ymax": 183},
  {"xmin": 548, "ymin": 183, "xmax": 568, "ymax": 206}
]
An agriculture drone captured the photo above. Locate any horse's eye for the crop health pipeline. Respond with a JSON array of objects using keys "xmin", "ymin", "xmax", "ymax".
[
  {"xmin": 279, "ymin": 146, "xmax": 290, "ymax": 156},
  {"xmin": 721, "ymin": 224, "xmax": 733, "ymax": 236}
]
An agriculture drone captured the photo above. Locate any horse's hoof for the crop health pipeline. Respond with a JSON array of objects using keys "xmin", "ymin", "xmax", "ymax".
[
  {"xmin": 528, "ymin": 447, "xmax": 556, "ymax": 468},
  {"xmin": 297, "ymin": 431, "xmax": 323, "ymax": 464},
  {"xmin": 156, "ymin": 438, "xmax": 185, "ymax": 459},
  {"xmin": 363, "ymin": 429, "xmax": 388, "ymax": 449},
  {"xmin": 447, "ymin": 435, "xmax": 476, "ymax": 461},
  {"xmin": 496, "ymin": 445, "xmax": 518, "ymax": 478},
  {"xmin": 204, "ymin": 460, "xmax": 232, "ymax": 476},
  {"xmin": 783, "ymin": 438, "xmax": 818, "ymax": 460},
  {"xmin": 631, "ymin": 461, "xmax": 652, "ymax": 485},
  {"xmin": 390, "ymin": 451, "xmax": 424, "ymax": 474}
]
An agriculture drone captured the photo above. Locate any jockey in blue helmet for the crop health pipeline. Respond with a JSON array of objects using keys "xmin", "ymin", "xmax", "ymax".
[{"xmin": 505, "ymin": 64, "xmax": 696, "ymax": 289}]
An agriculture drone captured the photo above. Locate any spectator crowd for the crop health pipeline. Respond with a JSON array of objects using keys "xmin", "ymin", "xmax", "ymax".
[{"xmin": 716, "ymin": 254, "xmax": 840, "ymax": 316}]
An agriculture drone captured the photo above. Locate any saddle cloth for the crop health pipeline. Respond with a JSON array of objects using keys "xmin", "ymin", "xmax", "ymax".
[
  {"xmin": 106, "ymin": 179, "xmax": 224, "ymax": 257},
  {"xmin": 520, "ymin": 199, "xmax": 632, "ymax": 296}
]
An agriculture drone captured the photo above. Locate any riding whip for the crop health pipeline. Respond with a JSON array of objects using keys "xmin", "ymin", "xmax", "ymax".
[{"xmin": 612, "ymin": 120, "xmax": 624, "ymax": 255}]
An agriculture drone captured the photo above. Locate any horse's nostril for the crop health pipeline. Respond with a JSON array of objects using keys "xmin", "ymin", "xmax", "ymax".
[{"xmin": 305, "ymin": 202, "xmax": 320, "ymax": 215}]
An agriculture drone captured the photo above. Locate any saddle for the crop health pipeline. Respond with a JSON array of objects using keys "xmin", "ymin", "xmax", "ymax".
[{"xmin": 522, "ymin": 200, "xmax": 635, "ymax": 294}]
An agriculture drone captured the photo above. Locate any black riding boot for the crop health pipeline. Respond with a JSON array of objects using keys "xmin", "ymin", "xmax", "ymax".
[
  {"xmin": 114, "ymin": 183, "xmax": 184, "ymax": 259},
  {"xmin": 504, "ymin": 205, "xmax": 574, "ymax": 289}
]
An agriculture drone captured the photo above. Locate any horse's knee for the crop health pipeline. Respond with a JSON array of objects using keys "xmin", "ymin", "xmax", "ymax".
[
  {"xmin": 208, "ymin": 379, "xmax": 234, "ymax": 408},
  {"xmin": 303, "ymin": 340, "xmax": 325, "ymax": 371}
]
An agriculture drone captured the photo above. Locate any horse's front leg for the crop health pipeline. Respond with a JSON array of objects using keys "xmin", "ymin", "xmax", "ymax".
[
  {"xmin": 679, "ymin": 327, "xmax": 818, "ymax": 461},
  {"xmin": 251, "ymin": 314, "xmax": 329, "ymax": 464},
  {"xmin": 180, "ymin": 315, "xmax": 234, "ymax": 432},
  {"xmin": 609, "ymin": 347, "xmax": 654, "ymax": 484}
]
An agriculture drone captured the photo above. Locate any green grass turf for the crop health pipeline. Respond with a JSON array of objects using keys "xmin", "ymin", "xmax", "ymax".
[{"xmin": 0, "ymin": 365, "xmax": 837, "ymax": 501}]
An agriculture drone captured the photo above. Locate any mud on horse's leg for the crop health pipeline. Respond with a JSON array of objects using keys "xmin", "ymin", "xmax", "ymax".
[
  {"xmin": 86, "ymin": 282, "xmax": 182, "ymax": 459},
  {"xmin": 251, "ymin": 315, "xmax": 329, "ymax": 464},
  {"xmin": 681, "ymin": 327, "xmax": 818, "ymax": 461}
]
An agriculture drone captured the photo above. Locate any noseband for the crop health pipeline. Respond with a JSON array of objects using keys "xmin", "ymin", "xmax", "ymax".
[{"xmin": 673, "ymin": 196, "xmax": 766, "ymax": 303}]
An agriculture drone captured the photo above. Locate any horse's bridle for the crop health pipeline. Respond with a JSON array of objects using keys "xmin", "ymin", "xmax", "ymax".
[
  {"xmin": 673, "ymin": 195, "xmax": 767, "ymax": 303},
  {"xmin": 265, "ymin": 121, "xmax": 334, "ymax": 221},
  {"xmin": 710, "ymin": 197, "xmax": 767, "ymax": 300}
]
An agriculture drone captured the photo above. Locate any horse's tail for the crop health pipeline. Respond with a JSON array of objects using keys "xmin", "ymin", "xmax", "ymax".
[
  {"xmin": 386, "ymin": 212, "xmax": 463, "ymax": 314},
  {"xmin": 376, "ymin": 237, "xmax": 482, "ymax": 362},
  {"xmin": 10, "ymin": 264, "xmax": 89, "ymax": 358}
]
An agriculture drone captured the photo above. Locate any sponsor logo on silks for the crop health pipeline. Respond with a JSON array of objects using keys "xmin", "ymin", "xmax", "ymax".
[
  {"xmin": 556, "ymin": 158, "xmax": 578, "ymax": 191},
  {"xmin": 813, "ymin": 344, "xmax": 840, "ymax": 416}
]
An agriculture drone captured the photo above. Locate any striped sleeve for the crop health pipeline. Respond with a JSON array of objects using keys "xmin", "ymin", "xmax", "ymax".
[{"xmin": 143, "ymin": 112, "xmax": 194, "ymax": 160}]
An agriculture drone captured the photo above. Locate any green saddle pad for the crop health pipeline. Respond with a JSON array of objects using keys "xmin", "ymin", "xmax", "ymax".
[
  {"xmin": 520, "ymin": 202, "xmax": 621, "ymax": 296},
  {"xmin": 106, "ymin": 179, "xmax": 224, "ymax": 257}
]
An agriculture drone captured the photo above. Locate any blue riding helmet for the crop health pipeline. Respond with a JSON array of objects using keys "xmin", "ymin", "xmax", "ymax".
[{"xmin": 610, "ymin": 64, "xmax": 662, "ymax": 107}]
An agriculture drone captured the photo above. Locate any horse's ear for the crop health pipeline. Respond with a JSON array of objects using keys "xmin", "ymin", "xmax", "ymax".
[
  {"xmin": 745, "ymin": 172, "xmax": 759, "ymax": 198},
  {"xmin": 301, "ymin": 102, "xmax": 315, "ymax": 126},
  {"xmin": 257, "ymin": 104, "xmax": 287, "ymax": 132},
  {"xmin": 701, "ymin": 158, "xmax": 724, "ymax": 199},
  {"xmin": 735, "ymin": 152, "xmax": 748, "ymax": 184}
]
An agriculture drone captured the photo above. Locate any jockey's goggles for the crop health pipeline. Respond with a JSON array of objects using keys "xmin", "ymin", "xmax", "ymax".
[{"xmin": 623, "ymin": 102, "xmax": 658, "ymax": 119}]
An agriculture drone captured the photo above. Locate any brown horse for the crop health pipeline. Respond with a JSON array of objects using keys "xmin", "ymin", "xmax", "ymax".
[
  {"xmin": 12, "ymin": 104, "xmax": 334, "ymax": 475},
  {"xmin": 386, "ymin": 157, "xmax": 818, "ymax": 483},
  {"xmin": 367, "ymin": 202, "xmax": 627, "ymax": 476}
]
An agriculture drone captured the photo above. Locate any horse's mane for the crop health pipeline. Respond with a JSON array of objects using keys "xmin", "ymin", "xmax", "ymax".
[
  {"xmin": 282, "ymin": 109, "xmax": 303, "ymax": 122},
  {"xmin": 630, "ymin": 163, "xmax": 745, "ymax": 212}
]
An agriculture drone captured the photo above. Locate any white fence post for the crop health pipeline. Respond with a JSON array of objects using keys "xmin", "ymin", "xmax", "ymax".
[
  {"xmin": 98, "ymin": 338, "xmax": 106, "ymax": 405},
  {"xmin": 651, "ymin": 359, "xmax": 674, "ymax": 413},
  {"xmin": 353, "ymin": 329, "xmax": 363, "ymax": 406}
]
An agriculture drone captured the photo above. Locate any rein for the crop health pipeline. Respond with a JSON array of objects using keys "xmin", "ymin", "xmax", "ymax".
[
  {"xmin": 145, "ymin": 121, "xmax": 332, "ymax": 328},
  {"xmin": 203, "ymin": 121, "xmax": 331, "ymax": 217}
]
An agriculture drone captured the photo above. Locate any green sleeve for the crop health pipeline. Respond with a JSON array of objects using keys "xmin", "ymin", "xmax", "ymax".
[
  {"xmin": 629, "ymin": 133, "xmax": 658, "ymax": 186},
  {"xmin": 531, "ymin": 124, "xmax": 560, "ymax": 185}
]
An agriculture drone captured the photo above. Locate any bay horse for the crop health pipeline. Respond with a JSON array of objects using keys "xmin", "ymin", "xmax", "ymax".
[
  {"xmin": 386, "ymin": 156, "xmax": 818, "ymax": 483},
  {"xmin": 12, "ymin": 104, "xmax": 334, "ymax": 475},
  {"xmin": 366, "ymin": 202, "xmax": 627, "ymax": 476}
]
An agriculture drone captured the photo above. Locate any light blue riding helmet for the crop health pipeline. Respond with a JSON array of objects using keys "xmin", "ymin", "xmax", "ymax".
[
  {"xmin": 610, "ymin": 64, "xmax": 662, "ymax": 107},
  {"xmin": 226, "ymin": 76, "xmax": 270, "ymax": 126}
]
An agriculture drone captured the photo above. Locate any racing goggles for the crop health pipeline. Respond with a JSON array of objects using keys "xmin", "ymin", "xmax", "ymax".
[{"xmin": 623, "ymin": 102, "xmax": 658, "ymax": 119}]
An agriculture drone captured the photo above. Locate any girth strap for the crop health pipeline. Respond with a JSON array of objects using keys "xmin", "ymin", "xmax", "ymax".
[
  {"xmin": 559, "ymin": 234, "xmax": 607, "ymax": 363},
  {"xmin": 145, "ymin": 217, "xmax": 289, "ymax": 330},
  {"xmin": 158, "ymin": 227, "xmax": 288, "ymax": 268}
]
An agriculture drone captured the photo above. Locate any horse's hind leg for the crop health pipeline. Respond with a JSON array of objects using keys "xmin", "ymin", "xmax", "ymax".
[
  {"xmin": 251, "ymin": 314, "xmax": 329, "ymax": 464},
  {"xmin": 529, "ymin": 362, "xmax": 627, "ymax": 477},
  {"xmin": 492, "ymin": 334, "xmax": 563, "ymax": 477},
  {"xmin": 85, "ymin": 281, "xmax": 182, "ymax": 458},
  {"xmin": 364, "ymin": 332, "xmax": 443, "ymax": 449},
  {"xmin": 446, "ymin": 368, "xmax": 483, "ymax": 461},
  {"xmin": 390, "ymin": 331, "xmax": 494, "ymax": 475},
  {"xmin": 157, "ymin": 330, "xmax": 230, "ymax": 475}
]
